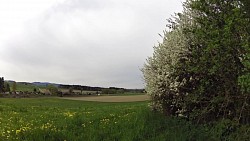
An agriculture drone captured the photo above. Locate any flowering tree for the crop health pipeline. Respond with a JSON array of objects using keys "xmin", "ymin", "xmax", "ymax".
[
  {"xmin": 142, "ymin": 8, "xmax": 193, "ymax": 115},
  {"xmin": 143, "ymin": 0, "xmax": 249, "ymax": 124}
]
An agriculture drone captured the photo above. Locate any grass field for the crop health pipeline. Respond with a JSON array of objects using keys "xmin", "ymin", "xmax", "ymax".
[
  {"xmin": 0, "ymin": 98, "xmax": 248, "ymax": 140},
  {"xmin": 7, "ymin": 82, "xmax": 46, "ymax": 92}
]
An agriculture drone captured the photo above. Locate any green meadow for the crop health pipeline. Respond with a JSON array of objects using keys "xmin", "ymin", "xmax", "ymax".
[
  {"xmin": 0, "ymin": 98, "xmax": 248, "ymax": 141},
  {"xmin": 7, "ymin": 82, "xmax": 41, "ymax": 92}
]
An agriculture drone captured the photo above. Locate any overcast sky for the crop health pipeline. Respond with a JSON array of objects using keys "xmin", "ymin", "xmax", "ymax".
[{"xmin": 0, "ymin": 0, "xmax": 184, "ymax": 89}]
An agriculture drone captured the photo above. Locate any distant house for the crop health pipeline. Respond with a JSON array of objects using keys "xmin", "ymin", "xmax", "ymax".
[{"xmin": 59, "ymin": 89, "xmax": 71, "ymax": 95}]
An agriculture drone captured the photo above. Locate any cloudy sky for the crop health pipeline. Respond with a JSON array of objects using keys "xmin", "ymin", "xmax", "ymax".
[{"xmin": 0, "ymin": 0, "xmax": 184, "ymax": 89}]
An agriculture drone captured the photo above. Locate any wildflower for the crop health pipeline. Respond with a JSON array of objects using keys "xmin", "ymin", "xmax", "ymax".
[
  {"xmin": 16, "ymin": 130, "xmax": 21, "ymax": 134},
  {"xmin": 64, "ymin": 112, "xmax": 75, "ymax": 117},
  {"xmin": 82, "ymin": 123, "xmax": 86, "ymax": 127}
]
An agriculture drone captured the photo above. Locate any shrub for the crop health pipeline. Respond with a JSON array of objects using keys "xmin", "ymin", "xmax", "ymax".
[
  {"xmin": 143, "ymin": 0, "xmax": 250, "ymax": 124},
  {"xmin": 142, "ymin": 9, "xmax": 192, "ymax": 115}
]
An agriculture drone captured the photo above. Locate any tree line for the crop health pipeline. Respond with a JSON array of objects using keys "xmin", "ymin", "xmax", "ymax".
[
  {"xmin": 0, "ymin": 77, "xmax": 15, "ymax": 93},
  {"xmin": 0, "ymin": 78, "xmax": 144, "ymax": 95},
  {"xmin": 59, "ymin": 84, "xmax": 144, "ymax": 94}
]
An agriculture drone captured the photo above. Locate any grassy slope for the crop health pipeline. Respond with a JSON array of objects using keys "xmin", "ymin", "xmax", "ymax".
[
  {"xmin": 0, "ymin": 98, "xmax": 248, "ymax": 140},
  {"xmin": 7, "ymin": 82, "xmax": 46, "ymax": 92}
]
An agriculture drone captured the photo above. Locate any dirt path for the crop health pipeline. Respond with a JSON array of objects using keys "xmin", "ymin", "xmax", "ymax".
[{"xmin": 60, "ymin": 95, "xmax": 150, "ymax": 102}]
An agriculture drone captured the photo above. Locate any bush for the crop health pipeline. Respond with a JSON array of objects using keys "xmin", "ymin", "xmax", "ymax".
[
  {"xmin": 142, "ymin": 5, "xmax": 193, "ymax": 115},
  {"xmin": 47, "ymin": 85, "xmax": 59, "ymax": 95},
  {"xmin": 143, "ymin": 0, "xmax": 250, "ymax": 124}
]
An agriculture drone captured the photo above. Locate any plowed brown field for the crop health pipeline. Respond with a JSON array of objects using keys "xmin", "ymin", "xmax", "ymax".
[{"xmin": 61, "ymin": 95, "xmax": 150, "ymax": 102}]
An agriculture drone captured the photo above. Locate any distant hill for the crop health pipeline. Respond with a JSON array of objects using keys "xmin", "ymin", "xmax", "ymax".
[
  {"xmin": 4, "ymin": 80, "xmax": 144, "ymax": 93},
  {"xmin": 32, "ymin": 82, "xmax": 60, "ymax": 87}
]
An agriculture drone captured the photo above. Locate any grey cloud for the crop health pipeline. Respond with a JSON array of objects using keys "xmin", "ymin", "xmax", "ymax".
[{"xmin": 0, "ymin": 0, "xmax": 184, "ymax": 88}]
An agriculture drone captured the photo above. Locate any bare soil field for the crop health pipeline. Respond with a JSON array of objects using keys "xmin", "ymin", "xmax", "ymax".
[{"xmin": 60, "ymin": 95, "xmax": 150, "ymax": 102}]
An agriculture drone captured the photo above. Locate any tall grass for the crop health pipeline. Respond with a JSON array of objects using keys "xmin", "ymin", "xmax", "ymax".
[{"xmin": 0, "ymin": 98, "xmax": 249, "ymax": 140}]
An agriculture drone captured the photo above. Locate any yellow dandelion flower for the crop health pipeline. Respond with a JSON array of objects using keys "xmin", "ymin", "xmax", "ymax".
[{"xmin": 16, "ymin": 130, "xmax": 21, "ymax": 134}]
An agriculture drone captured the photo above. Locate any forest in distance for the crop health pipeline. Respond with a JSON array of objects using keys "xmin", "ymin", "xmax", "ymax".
[{"xmin": 0, "ymin": 77, "xmax": 144, "ymax": 96}]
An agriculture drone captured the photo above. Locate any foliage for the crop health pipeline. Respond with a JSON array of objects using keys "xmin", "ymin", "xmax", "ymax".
[
  {"xmin": 4, "ymin": 82, "xmax": 10, "ymax": 92},
  {"xmin": 33, "ymin": 88, "xmax": 37, "ymax": 92},
  {"xmin": 46, "ymin": 85, "xmax": 59, "ymax": 95},
  {"xmin": 181, "ymin": 0, "xmax": 250, "ymax": 124},
  {"xmin": 240, "ymin": 0, "xmax": 250, "ymax": 17},
  {"xmin": 143, "ymin": 0, "xmax": 250, "ymax": 125},
  {"xmin": 68, "ymin": 87, "xmax": 73, "ymax": 94},
  {"xmin": 142, "ymin": 4, "xmax": 194, "ymax": 115},
  {"xmin": 102, "ymin": 88, "xmax": 124, "ymax": 94},
  {"xmin": 12, "ymin": 82, "xmax": 17, "ymax": 93},
  {"xmin": 0, "ymin": 77, "xmax": 4, "ymax": 93}
]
